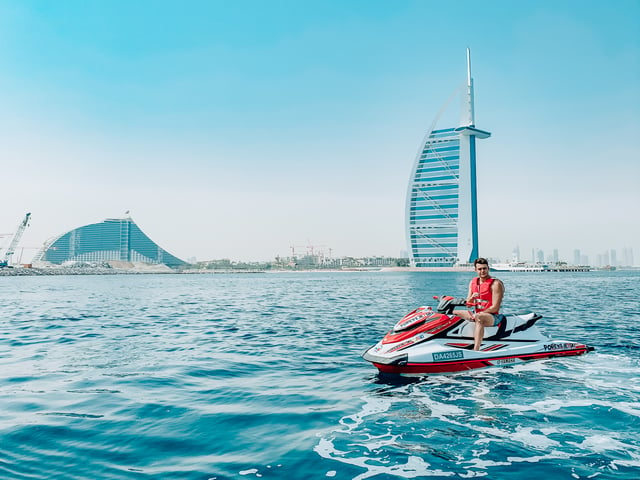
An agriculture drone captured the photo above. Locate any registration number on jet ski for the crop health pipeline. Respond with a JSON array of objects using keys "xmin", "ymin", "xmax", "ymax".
[{"xmin": 433, "ymin": 351, "xmax": 464, "ymax": 361}]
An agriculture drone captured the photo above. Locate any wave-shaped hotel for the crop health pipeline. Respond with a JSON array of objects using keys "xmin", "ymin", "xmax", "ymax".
[
  {"xmin": 406, "ymin": 49, "xmax": 491, "ymax": 267},
  {"xmin": 33, "ymin": 216, "xmax": 186, "ymax": 268}
]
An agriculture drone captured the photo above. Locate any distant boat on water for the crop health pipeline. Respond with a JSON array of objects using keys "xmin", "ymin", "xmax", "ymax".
[
  {"xmin": 491, "ymin": 262, "xmax": 544, "ymax": 272},
  {"xmin": 491, "ymin": 262, "xmax": 591, "ymax": 272}
]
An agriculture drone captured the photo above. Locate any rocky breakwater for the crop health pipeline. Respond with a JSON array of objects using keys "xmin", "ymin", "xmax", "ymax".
[{"xmin": 0, "ymin": 261, "xmax": 176, "ymax": 276}]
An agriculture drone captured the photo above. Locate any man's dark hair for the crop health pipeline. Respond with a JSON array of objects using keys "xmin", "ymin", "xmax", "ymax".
[{"xmin": 473, "ymin": 257, "xmax": 489, "ymax": 266}]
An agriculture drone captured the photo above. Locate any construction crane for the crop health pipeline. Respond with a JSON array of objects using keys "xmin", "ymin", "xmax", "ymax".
[{"xmin": 0, "ymin": 213, "xmax": 31, "ymax": 268}]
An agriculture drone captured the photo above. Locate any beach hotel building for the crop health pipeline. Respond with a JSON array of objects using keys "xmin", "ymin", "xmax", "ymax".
[
  {"xmin": 32, "ymin": 215, "xmax": 186, "ymax": 268},
  {"xmin": 406, "ymin": 49, "xmax": 491, "ymax": 267}
]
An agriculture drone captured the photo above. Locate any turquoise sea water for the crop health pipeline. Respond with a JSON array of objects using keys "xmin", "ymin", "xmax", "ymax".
[{"xmin": 1, "ymin": 271, "xmax": 639, "ymax": 479}]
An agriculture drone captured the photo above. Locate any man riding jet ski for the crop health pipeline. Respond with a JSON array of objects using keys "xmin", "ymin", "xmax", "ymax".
[
  {"xmin": 362, "ymin": 295, "xmax": 594, "ymax": 377},
  {"xmin": 453, "ymin": 258, "xmax": 506, "ymax": 351}
]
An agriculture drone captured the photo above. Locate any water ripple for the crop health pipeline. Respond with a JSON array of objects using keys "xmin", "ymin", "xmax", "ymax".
[{"xmin": 1, "ymin": 271, "xmax": 639, "ymax": 479}]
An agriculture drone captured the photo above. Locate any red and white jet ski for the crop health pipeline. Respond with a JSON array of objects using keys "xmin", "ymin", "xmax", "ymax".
[{"xmin": 362, "ymin": 296, "xmax": 593, "ymax": 376}]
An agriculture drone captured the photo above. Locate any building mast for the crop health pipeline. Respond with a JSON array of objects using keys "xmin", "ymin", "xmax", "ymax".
[
  {"xmin": 465, "ymin": 47, "xmax": 475, "ymax": 126},
  {"xmin": 455, "ymin": 47, "xmax": 488, "ymax": 263}
]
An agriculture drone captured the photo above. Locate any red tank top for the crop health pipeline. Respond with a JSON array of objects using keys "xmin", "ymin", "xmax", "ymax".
[{"xmin": 471, "ymin": 277, "xmax": 494, "ymax": 312}]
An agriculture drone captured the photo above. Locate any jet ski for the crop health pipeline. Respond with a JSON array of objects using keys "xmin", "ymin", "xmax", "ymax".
[{"xmin": 362, "ymin": 296, "xmax": 594, "ymax": 376}]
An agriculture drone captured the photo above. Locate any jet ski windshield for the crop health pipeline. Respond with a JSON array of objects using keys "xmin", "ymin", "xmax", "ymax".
[{"xmin": 436, "ymin": 296, "xmax": 467, "ymax": 314}]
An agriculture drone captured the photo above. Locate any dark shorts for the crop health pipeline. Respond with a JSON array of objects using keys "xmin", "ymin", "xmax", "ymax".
[{"xmin": 490, "ymin": 314, "xmax": 506, "ymax": 327}]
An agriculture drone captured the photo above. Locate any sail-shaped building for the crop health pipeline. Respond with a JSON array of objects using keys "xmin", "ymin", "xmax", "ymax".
[
  {"xmin": 33, "ymin": 216, "xmax": 186, "ymax": 268},
  {"xmin": 406, "ymin": 49, "xmax": 491, "ymax": 267}
]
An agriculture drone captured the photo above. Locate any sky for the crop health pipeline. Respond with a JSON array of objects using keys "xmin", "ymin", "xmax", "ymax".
[{"xmin": 0, "ymin": 0, "xmax": 639, "ymax": 264}]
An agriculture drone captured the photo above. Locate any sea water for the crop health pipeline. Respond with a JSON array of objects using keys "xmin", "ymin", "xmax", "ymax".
[{"xmin": 1, "ymin": 271, "xmax": 638, "ymax": 479}]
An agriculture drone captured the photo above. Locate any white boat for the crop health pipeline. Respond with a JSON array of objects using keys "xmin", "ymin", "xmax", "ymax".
[{"xmin": 491, "ymin": 262, "xmax": 545, "ymax": 272}]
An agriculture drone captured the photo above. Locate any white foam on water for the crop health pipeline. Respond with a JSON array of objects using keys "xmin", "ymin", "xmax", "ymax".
[
  {"xmin": 568, "ymin": 434, "xmax": 638, "ymax": 455},
  {"xmin": 498, "ymin": 397, "xmax": 640, "ymax": 419},
  {"xmin": 506, "ymin": 451, "xmax": 572, "ymax": 463},
  {"xmin": 316, "ymin": 437, "xmax": 347, "ymax": 457},
  {"xmin": 317, "ymin": 352, "xmax": 640, "ymax": 479},
  {"xmin": 316, "ymin": 441, "xmax": 455, "ymax": 480},
  {"xmin": 360, "ymin": 431, "xmax": 402, "ymax": 451},
  {"xmin": 610, "ymin": 458, "xmax": 640, "ymax": 469},
  {"xmin": 411, "ymin": 393, "xmax": 466, "ymax": 420},
  {"xmin": 315, "ymin": 433, "xmax": 457, "ymax": 479},
  {"xmin": 507, "ymin": 426, "xmax": 561, "ymax": 449},
  {"xmin": 336, "ymin": 395, "xmax": 409, "ymax": 434},
  {"xmin": 463, "ymin": 450, "xmax": 511, "ymax": 470},
  {"xmin": 460, "ymin": 443, "xmax": 572, "ymax": 476},
  {"xmin": 585, "ymin": 377, "xmax": 640, "ymax": 394},
  {"xmin": 457, "ymin": 472, "xmax": 488, "ymax": 478},
  {"xmin": 458, "ymin": 443, "xmax": 576, "ymax": 476},
  {"xmin": 565, "ymin": 353, "xmax": 640, "ymax": 395},
  {"xmin": 498, "ymin": 352, "xmax": 640, "ymax": 398},
  {"xmin": 470, "ymin": 424, "xmax": 562, "ymax": 452}
]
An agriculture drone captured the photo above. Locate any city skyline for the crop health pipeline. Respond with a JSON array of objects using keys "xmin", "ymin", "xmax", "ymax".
[
  {"xmin": 3, "ymin": 215, "xmax": 635, "ymax": 267},
  {"xmin": 1, "ymin": 1, "xmax": 638, "ymax": 264},
  {"xmin": 506, "ymin": 245, "xmax": 635, "ymax": 268}
]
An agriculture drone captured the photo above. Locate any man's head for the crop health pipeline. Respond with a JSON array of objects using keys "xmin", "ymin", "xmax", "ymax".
[{"xmin": 473, "ymin": 257, "xmax": 490, "ymax": 278}]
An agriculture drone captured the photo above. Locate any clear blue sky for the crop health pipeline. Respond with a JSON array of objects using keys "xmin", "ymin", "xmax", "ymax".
[{"xmin": 1, "ymin": 0, "xmax": 638, "ymax": 264}]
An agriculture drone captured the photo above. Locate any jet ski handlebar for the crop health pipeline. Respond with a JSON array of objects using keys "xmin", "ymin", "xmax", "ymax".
[{"xmin": 433, "ymin": 295, "xmax": 468, "ymax": 315}]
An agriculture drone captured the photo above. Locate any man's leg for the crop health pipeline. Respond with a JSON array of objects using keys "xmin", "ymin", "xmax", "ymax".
[
  {"xmin": 454, "ymin": 310, "xmax": 473, "ymax": 320},
  {"xmin": 473, "ymin": 313, "xmax": 494, "ymax": 350}
]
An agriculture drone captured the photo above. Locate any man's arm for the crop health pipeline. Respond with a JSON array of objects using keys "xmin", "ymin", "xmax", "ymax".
[
  {"xmin": 466, "ymin": 279, "xmax": 475, "ymax": 304},
  {"xmin": 454, "ymin": 280, "xmax": 476, "ymax": 321}
]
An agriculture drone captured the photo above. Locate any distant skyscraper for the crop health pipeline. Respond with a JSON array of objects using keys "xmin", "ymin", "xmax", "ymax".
[
  {"xmin": 573, "ymin": 249, "xmax": 581, "ymax": 265},
  {"xmin": 596, "ymin": 251, "xmax": 611, "ymax": 267},
  {"xmin": 405, "ymin": 49, "xmax": 491, "ymax": 267}
]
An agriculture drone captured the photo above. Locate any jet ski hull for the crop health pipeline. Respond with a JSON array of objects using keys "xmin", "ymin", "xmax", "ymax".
[{"xmin": 365, "ymin": 343, "xmax": 593, "ymax": 376}]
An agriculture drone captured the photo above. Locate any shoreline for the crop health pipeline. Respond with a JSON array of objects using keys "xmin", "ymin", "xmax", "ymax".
[{"xmin": 3, "ymin": 265, "xmax": 617, "ymax": 276}]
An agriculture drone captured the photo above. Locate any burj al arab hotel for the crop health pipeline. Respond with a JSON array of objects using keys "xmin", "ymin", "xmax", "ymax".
[{"xmin": 406, "ymin": 49, "xmax": 491, "ymax": 267}]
